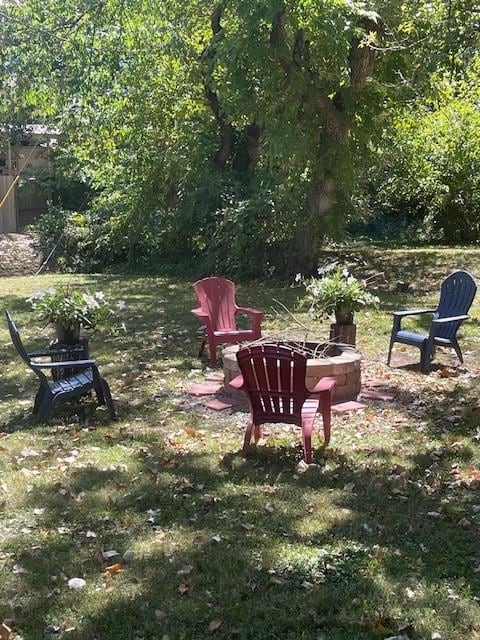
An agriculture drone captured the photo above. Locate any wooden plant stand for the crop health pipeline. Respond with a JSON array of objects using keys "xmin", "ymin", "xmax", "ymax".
[
  {"xmin": 49, "ymin": 338, "xmax": 90, "ymax": 380},
  {"xmin": 330, "ymin": 323, "xmax": 356, "ymax": 346}
]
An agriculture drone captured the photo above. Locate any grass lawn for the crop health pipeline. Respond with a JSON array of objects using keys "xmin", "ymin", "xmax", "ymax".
[{"xmin": 1, "ymin": 247, "xmax": 480, "ymax": 640}]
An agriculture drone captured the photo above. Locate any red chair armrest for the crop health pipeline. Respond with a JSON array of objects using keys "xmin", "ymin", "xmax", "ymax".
[
  {"xmin": 236, "ymin": 306, "xmax": 263, "ymax": 318},
  {"xmin": 309, "ymin": 376, "xmax": 336, "ymax": 394},
  {"xmin": 229, "ymin": 374, "xmax": 244, "ymax": 390},
  {"xmin": 191, "ymin": 308, "xmax": 209, "ymax": 319}
]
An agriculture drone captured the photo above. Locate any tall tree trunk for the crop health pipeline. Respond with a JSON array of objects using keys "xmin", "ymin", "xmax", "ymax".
[{"xmin": 289, "ymin": 17, "xmax": 379, "ymax": 273}]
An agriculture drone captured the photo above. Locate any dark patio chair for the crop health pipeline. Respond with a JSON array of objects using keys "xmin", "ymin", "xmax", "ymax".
[
  {"xmin": 387, "ymin": 270, "xmax": 477, "ymax": 372},
  {"xmin": 5, "ymin": 310, "xmax": 116, "ymax": 423},
  {"xmin": 231, "ymin": 344, "xmax": 336, "ymax": 464}
]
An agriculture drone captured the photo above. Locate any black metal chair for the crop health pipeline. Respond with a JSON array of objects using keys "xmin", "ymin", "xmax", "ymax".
[
  {"xmin": 5, "ymin": 310, "xmax": 116, "ymax": 423},
  {"xmin": 387, "ymin": 270, "xmax": 477, "ymax": 372}
]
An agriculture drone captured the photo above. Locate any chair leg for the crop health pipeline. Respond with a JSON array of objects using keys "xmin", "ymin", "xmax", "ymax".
[
  {"xmin": 253, "ymin": 424, "xmax": 262, "ymax": 443},
  {"xmin": 420, "ymin": 343, "xmax": 431, "ymax": 373},
  {"xmin": 302, "ymin": 422, "xmax": 313, "ymax": 464},
  {"xmin": 387, "ymin": 335, "xmax": 395, "ymax": 366},
  {"xmin": 32, "ymin": 387, "xmax": 45, "ymax": 415},
  {"xmin": 208, "ymin": 337, "xmax": 217, "ymax": 367},
  {"xmin": 101, "ymin": 379, "xmax": 116, "ymax": 419},
  {"xmin": 36, "ymin": 393, "xmax": 57, "ymax": 424},
  {"xmin": 320, "ymin": 390, "xmax": 332, "ymax": 446},
  {"xmin": 242, "ymin": 421, "xmax": 254, "ymax": 457},
  {"xmin": 453, "ymin": 341, "xmax": 463, "ymax": 364},
  {"xmin": 95, "ymin": 384, "xmax": 105, "ymax": 406},
  {"xmin": 198, "ymin": 336, "xmax": 206, "ymax": 358}
]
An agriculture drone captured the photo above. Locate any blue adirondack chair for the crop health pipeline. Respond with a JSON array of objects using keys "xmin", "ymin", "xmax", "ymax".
[
  {"xmin": 5, "ymin": 311, "xmax": 116, "ymax": 423},
  {"xmin": 387, "ymin": 270, "xmax": 477, "ymax": 373}
]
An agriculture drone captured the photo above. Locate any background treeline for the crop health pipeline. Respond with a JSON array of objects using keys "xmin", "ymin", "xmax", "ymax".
[{"xmin": 1, "ymin": 0, "xmax": 479, "ymax": 277}]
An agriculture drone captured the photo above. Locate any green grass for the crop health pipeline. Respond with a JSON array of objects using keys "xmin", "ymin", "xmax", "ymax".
[{"xmin": 1, "ymin": 247, "xmax": 480, "ymax": 640}]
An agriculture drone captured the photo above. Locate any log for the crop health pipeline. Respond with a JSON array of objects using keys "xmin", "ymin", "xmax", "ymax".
[{"xmin": 330, "ymin": 323, "xmax": 356, "ymax": 346}]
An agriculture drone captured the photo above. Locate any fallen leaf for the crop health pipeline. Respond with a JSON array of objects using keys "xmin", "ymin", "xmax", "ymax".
[
  {"xmin": 155, "ymin": 610, "xmax": 167, "ymax": 621},
  {"xmin": 178, "ymin": 580, "xmax": 190, "ymax": 595},
  {"xmin": 0, "ymin": 622, "xmax": 11, "ymax": 640},
  {"xmin": 208, "ymin": 618, "xmax": 223, "ymax": 632},
  {"xmin": 68, "ymin": 577, "xmax": 86, "ymax": 590},
  {"xmin": 177, "ymin": 565, "xmax": 193, "ymax": 576},
  {"xmin": 264, "ymin": 502, "xmax": 274, "ymax": 513},
  {"xmin": 366, "ymin": 620, "xmax": 388, "ymax": 635},
  {"xmin": 458, "ymin": 517, "xmax": 472, "ymax": 528},
  {"xmin": 12, "ymin": 564, "xmax": 28, "ymax": 575},
  {"xmin": 431, "ymin": 632, "xmax": 442, "ymax": 639},
  {"xmin": 439, "ymin": 368, "xmax": 453, "ymax": 378},
  {"xmin": 105, "ymin": 563, "xmax": 123, "ymax": 576},
  {"xmin": 210, "ymin": 534, "xmax": 221, "ymax": 543}
]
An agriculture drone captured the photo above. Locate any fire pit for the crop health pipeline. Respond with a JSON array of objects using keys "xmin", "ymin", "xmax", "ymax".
[{"xmin": 222, "ymin": 342, "xmax": 361, "ymax": 403}]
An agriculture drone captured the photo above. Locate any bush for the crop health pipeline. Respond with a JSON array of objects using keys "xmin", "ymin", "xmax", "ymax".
[{"xmin": 363, "ymin": 90, "xmax": 480, "ymax": 243}]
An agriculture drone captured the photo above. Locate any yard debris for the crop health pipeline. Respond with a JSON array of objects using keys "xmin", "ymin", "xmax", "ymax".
[
  {"xmin": 67, "ymin": 577, "xmax": 86, "ymax": 590},
  {"xmin": 0, "ymin": 623, "xmax": 11, "ymax": 640},
  {"xmin": 208, "ymin": 618, "xmax": 223, "ymax": 633},
  {"xmin": 0, "ymin": 233, "xmax": 42, "ymax": 276},
  {"xmin": 105, "ymin": 563, "xmax": 123, "ymax": 576},
  {"xmin": 122, "ymin": 549, "xmax": 135, "ymax": 563}
]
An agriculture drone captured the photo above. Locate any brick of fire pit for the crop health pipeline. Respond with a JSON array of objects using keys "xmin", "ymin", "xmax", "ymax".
[{"xmin": 222, "ymin": 343, "xmax": 362, "ymax": 403}]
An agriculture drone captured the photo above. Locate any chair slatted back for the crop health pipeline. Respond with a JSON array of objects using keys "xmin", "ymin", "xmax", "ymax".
[
  {"xmin": 236, "ymin": 344, "xmax": 308, "ymax": 425},
  {"xmin": 435, "ymin": 270, "xmax": 477, "ymax": 340},
  {"xmin": 193, "ymin": 277, "xmax": 237, "ymax": 332},
  {"xmin": 5, "ymin": 310, "xmax": 49, "ymax": 386}
]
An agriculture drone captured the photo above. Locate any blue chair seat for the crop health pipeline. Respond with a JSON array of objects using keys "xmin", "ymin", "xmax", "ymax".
[
  {"xmin": 50, "ymin": 368, "xmax": 95, "ymax": 395},
  {"xmin": 395, "ymin": 330, "xmax": 428, "ymax": 346}
]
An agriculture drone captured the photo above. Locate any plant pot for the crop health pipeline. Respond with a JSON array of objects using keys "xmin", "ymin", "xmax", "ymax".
[
  {"xmin": 334, "ymin": 310, "xmax": 354, "ymax": 325},
  {"xmin": 55, "ymin": 322, "xmax": 81, "ymax": 345}
]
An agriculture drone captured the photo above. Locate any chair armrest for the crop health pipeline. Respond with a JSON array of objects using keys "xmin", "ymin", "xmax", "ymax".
[
  {"xmin": 191, "ymin": 308, "xmax": 209, "ymax": 319},
  {"xmin": 432, "ymin": 314, "xmax": 469, "ymax": 324},
  {"xmin": 236, "ymin": 306, "xmax": 263, "ymax": 317},
  {"xmin": 27, "ymin": 347, "xmax": 85, "ymax": 358},
  {"xmin": 393, "ymin": 309, "xmax": 436, "ymax": 317},
  {"xmin": 229, "ymin": 374, "xmax": 244, "ymax": 390},
  {"xmin": 309, "ymin": 377, "xmax": 336, "ymax": 394},
  {"xmin": 33, "ymin": 359, "xmax": 96, "ymax": 370}
]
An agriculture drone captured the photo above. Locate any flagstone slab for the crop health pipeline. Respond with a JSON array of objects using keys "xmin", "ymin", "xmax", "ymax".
[
  {"xmin": 186, "ymin": 382, "xmax": 223, "ymax": 396},
  {"xmin": 360, "ymin": 389, "xmax": 397, "ymax": 401},
  {"xmin": 332, "ymin": 401, "xmax": 367, "ymax": 413}
]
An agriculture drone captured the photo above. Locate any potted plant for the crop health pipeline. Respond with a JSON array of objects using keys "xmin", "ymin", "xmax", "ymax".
[
  {"xmin": 303, "ymin": 267, "xmax": 379, "ymax": 327},
  {"xmin": 28, "ymin": 286, "xmax": 122, "ymax": 344}
]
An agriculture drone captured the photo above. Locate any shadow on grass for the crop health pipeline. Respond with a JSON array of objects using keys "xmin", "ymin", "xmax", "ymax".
[{"xmin": 6, "ymin": 435, "xmax": 480, "ymax": 640}]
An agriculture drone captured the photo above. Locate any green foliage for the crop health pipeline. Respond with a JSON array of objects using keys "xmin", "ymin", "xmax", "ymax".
[
  {"xmin": 303, "ymin": 267, "xmax": 379, "ymax": 320},
  {"xmin": 28, "ymin": 285, "xmax": 118, "ymax": 330},
  {"xmin": 365, "ymin": 71, "xmax": 480, "ymax": 243},
  {"xmin": 1, "ymin": 0, "xmax": 480, "ymax": 272}
]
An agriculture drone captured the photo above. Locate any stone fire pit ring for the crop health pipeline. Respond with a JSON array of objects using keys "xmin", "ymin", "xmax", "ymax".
[{"xmin": 222, "ymin": 342, "xmax": 361, "ymax": 404}]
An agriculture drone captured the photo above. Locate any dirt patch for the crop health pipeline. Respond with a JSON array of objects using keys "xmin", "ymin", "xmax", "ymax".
[{"xmin": 0, "ymin": 233, "xmax": 43, "ymax": 277}]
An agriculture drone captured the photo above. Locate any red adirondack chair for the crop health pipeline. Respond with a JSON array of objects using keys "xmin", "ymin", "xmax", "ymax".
[
  {"xmin": 192, "ymin": 277, "xmax": 263, "ymax": 366},
  {"xmin": 231, "ymin": 344, "xmax": 336, "ymax": 464}
]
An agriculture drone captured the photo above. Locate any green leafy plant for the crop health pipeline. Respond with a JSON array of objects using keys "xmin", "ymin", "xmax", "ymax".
[
  {"xmin": 28, "ymin": 286, "xmax": 123, "ymax": 331},
  {"xmin": 302, "ymin": 268, "xmax": 379, "ymax": 323}
]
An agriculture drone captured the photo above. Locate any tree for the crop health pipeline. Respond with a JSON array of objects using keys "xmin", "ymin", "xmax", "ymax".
[{"xmin": 1, "ymin": 1, "xmax": 478, "ymax": 274}]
